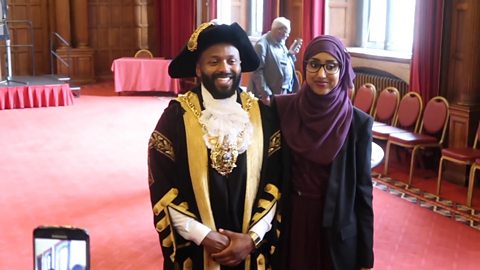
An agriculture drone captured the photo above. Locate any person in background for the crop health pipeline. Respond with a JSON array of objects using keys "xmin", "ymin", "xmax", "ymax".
[
  {"xmin": 273, "ymin": 35, "xmax": 374, "ymax": 270},
  {"xmin": 247, "ymin": 17, "xmax": 302, "ymax": 105},
  {"xmin": 147, "ymin": 21, "xmax": 282, "ymax": 270}
]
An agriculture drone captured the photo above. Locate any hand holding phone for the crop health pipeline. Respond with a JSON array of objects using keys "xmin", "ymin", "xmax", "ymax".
[
  {"xmin": 33, "ymin": 225, "xmax": 90, "ymax": 270},
  {"xmin": 289, "ymin": 38, "xmax": 303, "ymax": 55}
]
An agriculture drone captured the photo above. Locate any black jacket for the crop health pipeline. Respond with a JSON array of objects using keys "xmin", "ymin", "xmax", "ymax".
[{"xmin": 275, "ymin": 107, "xmax": 374, "ymax": 270}]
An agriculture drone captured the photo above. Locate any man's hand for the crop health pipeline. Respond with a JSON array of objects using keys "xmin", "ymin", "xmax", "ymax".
[
  {"xmin": 201, "ymin": 231, "xmax": 230, "ymax": 254},
  {"xmin": 288, "ymin": 38, "xmax": 303, "ymax": 55},
  {"xmin": 211, "ymin": 229, "xmax": 255, "ymax": 266}
]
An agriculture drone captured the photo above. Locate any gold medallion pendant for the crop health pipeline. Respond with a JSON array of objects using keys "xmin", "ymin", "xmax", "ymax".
[
  {"xmin": 209, "ymin": 136, "xmax": 242, "ymax": 176},
  {"xmin": 210, "ymin": 142, "xmax": 238, "ymax": 176}
]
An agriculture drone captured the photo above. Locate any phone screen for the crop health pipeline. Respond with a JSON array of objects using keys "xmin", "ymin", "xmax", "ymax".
[{"xmin": 33, "ymin": 227, "xmax": 89, "ymax": 270}]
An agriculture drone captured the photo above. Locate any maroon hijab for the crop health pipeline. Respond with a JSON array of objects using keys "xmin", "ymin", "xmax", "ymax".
[{"xmin": 277, "ymin": 35, "xmax": 355, "ymax": 165}]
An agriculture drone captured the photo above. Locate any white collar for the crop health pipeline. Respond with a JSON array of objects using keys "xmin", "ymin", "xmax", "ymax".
[{"xmin": 199, "ymin": 85, "xmax": 253, "ymax": 155}]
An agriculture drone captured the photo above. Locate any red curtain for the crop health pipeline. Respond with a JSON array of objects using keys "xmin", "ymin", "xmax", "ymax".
[
  {"xmin": 301, "ymin": 0, "xmax": 325, "ymax": 61},
  {"xmin": 409, "ymin": 0, "xmax": 444, "ymax": 104},
  {"xmin": 262, "ymin": 0, "xmax": 280, "ymax": 34},
  {"xmin": 157, "ymin": 0, "xmax": 196, "ymax": 59},
  {"xmin": 208, "ymin": 0, "xmax": 217, "ymax": 20}
]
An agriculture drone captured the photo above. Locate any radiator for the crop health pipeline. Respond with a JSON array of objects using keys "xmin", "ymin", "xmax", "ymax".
[{"xmin": 353, "ymin": 68, "xmax": 409, "ymax": 97}]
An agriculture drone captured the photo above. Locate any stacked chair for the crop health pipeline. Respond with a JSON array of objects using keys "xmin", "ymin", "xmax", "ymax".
[
  {"xmin": 371, "ymin": 87, "xmax": 400, "ymax": 127},
  {"xmin": 437, "ymin": 122, "xmax": 480, "ymax": 206},
  {"xmin": 372, "ymin": 91, "xmax": 423, "ymax": 142},
  {"xmin": 383, "ymin": 96, "xmax": 450, "ymax": 185},
  {"xmin": 353, "ymin": 83, "xmax": 377, "ymax": 115}
]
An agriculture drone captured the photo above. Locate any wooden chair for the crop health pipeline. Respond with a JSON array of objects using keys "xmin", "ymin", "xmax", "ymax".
[
  {"xmin": 372, "ymin": 87, "xmax": 400, "ymax": 126},
  {"xmin": 372, "ymin": 91, "xmax": 423, "ymax": 142},
  {"xmin": 437, "ymin": 122, "xmax": 480, "ymax": 201},
  {"xmin": 383, "ymin": 96, "xmax": 450, "ymax": 185},
  {"xmin": 467, "ymin": 158, "xmax": 480, "ymax": 207},
  {"xmin": 134, "ymin": 49, "xmax": 154, "ymax": 58},
  {"xmin": 353, "ymin": 83, "xmax": 377, "ymax": 115}
]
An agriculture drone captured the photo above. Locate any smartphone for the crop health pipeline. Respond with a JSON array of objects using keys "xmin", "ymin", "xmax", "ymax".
[
  {"xmin": 33, "ymin": 225, "xmax": 90, "ymax": 270},
  {"xmin": 289, "ymin": 38, "xmax": 303, "ymax": 54}
]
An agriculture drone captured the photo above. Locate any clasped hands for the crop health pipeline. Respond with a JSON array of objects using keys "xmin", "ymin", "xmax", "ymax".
[{"xmin": 201, "ymin": 228, "xmax": 256, "ymax": 267}]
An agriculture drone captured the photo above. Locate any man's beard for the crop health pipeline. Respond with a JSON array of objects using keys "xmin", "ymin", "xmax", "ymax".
[{"xmin": 200, "ymin": 71, "xmax": 241, "ymax": 99}]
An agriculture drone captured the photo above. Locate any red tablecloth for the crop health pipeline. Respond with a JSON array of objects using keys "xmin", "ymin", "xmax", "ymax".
[
  {"xmin": 0, "ymin": 84, "xmax": 74, "ymax": 110},
  {"xmin": 111, "ymin": 57, "xmax": 180, "ymax": 94}
]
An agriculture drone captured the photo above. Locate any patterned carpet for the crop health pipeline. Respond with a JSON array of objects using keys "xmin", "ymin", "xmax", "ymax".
[{"xmin": 372, "ymin": 172, "xmax": 480, "ymax": 231}]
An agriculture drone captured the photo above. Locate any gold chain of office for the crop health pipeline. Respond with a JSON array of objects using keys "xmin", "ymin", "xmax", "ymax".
[{"xmin": 181, "ymin": 92, "xmax": 253, "ymax": 176}]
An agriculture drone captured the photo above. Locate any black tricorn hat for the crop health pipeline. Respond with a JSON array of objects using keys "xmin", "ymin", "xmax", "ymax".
[{"xmin": 168, "ymin": 22, "xmax": 260, "ymax": 78}]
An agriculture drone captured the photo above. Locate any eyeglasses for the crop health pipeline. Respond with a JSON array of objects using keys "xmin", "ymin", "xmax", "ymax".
[{"xmin": 305, "ymin": 60, "xmax": 340, "ymax": 75}]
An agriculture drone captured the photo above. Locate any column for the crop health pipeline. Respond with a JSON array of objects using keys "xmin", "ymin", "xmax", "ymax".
[
  {"xmin": 71, "ymin": 0, "xmax": 89, "ymax": 48},
  {"xmin": 447, "ymin": 0, "xmax": 480, "ymax": 106},
  {"xmin": 55, "ymin": 0, "xmax": 71, "ymax": 47}
]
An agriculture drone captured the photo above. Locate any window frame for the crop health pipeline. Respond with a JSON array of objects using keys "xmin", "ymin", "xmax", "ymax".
[{"xmin": 362, "ymin": 0, "xmax": 416, "ymax": 55}]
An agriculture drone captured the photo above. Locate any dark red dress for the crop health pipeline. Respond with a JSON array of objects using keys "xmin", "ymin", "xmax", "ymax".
[{"xmin": 287, "ymin": 153, "xmax": 334, "ymax": 270}]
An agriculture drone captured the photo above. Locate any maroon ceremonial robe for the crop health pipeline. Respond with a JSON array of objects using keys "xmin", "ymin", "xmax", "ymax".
[{"xmin": 148, "ymin": 87, "xmax": 282, "ymax": 270}]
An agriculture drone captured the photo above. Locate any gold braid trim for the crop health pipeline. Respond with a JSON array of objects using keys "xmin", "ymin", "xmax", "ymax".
[
  {"xmin": 268, "ymin": 130, "xmax": 281, "ymax": 157},
  {"xmin": 149, "ymin": 131, "xmax": 175, "ymax": 161},
  {"xmin": 177, "ymin": 91, "xmax": 262, "ymax": 270},
  {"xmin": 184, "ymin": 258, "xmax": 193, "ymax": 270},
  {"xmin": 251, "ymin": 184, "xmax": 280, "ymax": 225},
  {"xmin": 151, "ymin": 188, "xmax": 178, "ymax": 260},
  {"xmin": 242, "ymin": 91, "xmax": 263, "ymax": 270},
  {"xmin": 256, "ymin": 254, "xmax": 266, "ymax": 270},
  {"xmin": 162, "ymin": 233, "xmax": 173, "ymax": 248},
  {"xmin": 187, "ymin": 22, "xmax": 214, "ymax": 51},
  {"xmin": 153, "ymin": 188, "xmax": 178, "ymax": 215},
  {"xmin": 257, "ymin": 199, "xmax": 271, "ymax": 209},
  {"xmin": 265, "ymin": 183, "xmax": 280, "ymax": 199},
  {"xmin": 156, "ymin": 216, "xmax": 168, "ymax": 232},
  {"xmin": 168, "ymin": 204, "xmax": 196, "ymax": 219},
  {"xmin": 177, "ymin": 92, "xmax": 220, "ymax": 270},
  {"xmin": 153, "ymin": 187, "xmax": 198, "ymax": 263}
]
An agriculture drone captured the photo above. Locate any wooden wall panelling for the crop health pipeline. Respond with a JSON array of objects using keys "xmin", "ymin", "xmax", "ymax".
[
  {"xmin": 2, "ymin": 0, "xmax": 50, "ymax": 76},
  {"xmin": 56, "ymin": 46, "xmax": 95, "ymax": 84},
  {"xmin": 448, "ymin": 105, "xmax": 480, "ymax": 149},
  {"xmin": 88, "ymin": 0, "xmax": 137, "ymax": 79},
  {"xmin": 284, "ymin": 0, "xmax": 303, "ymax": 71},
  {"xmin": 327, "ymin": 0, "xmax": 356, "ymax": 46},
  {"xmin": 134, "ymin": 0, "xmax": 152, "ymax": 50},
  {"xmin": 146, "ymin": 0, "xmax": 157, "ymax": 55},
  {"xmin": 442, "ymin": 0, "xmax": 480, "ymax": 184},
  {"xmin": 446, "ymin": 0, "xmax": 480, "ymax": 106}
]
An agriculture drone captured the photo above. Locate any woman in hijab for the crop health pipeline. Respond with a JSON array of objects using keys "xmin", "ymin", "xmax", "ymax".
[{"xmin": 273, "ymin": 35, "xmax": 374, "ymax": 270}]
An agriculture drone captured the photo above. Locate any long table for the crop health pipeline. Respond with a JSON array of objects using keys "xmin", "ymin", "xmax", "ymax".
[{"xmin": 111, "ymin": 57, "xmax": 180, "ymax": 94}]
